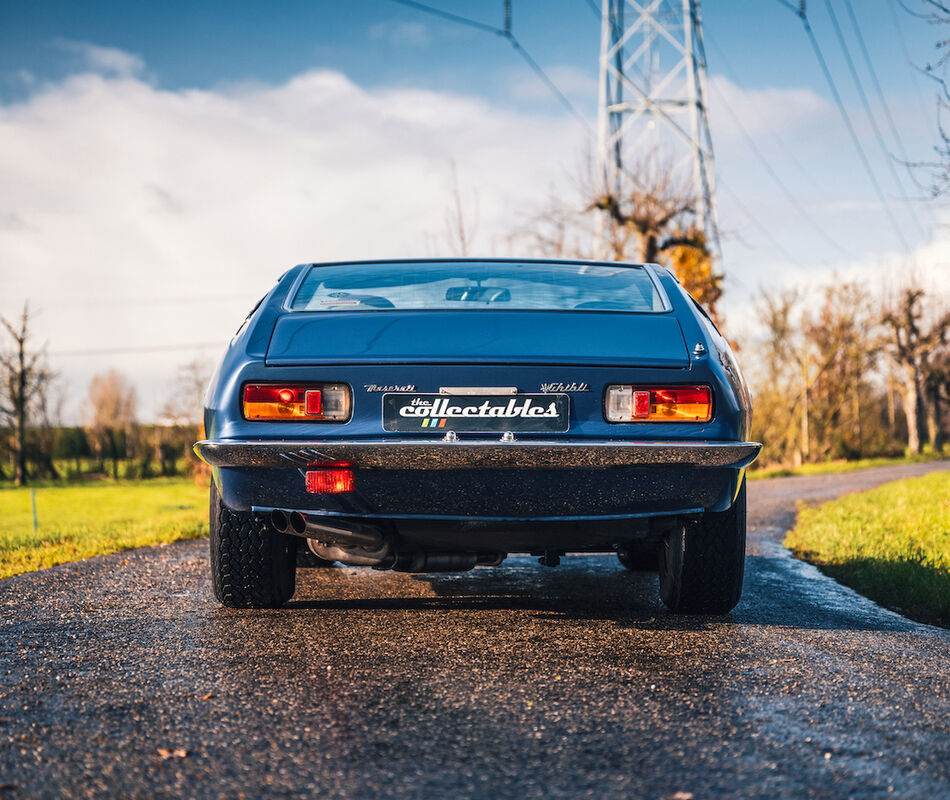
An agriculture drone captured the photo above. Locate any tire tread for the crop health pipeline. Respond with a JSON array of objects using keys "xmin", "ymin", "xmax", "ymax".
[
  {"xmin": 209, "ymin": 483, "xmax": 295, "ymax": 608},
  {"xmin": 660, "ymin": 481, "xmax": 746, "ymax": 614}
]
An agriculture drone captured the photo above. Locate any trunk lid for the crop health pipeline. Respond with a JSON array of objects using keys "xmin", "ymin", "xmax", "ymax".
[{"xmin": 265, "ymin": 310, "xmax": 690, "ymax": 368}]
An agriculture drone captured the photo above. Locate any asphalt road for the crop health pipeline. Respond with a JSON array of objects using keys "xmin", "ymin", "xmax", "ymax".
[{"xmin": 2, "ymin": 462, "xmax": 949, "ymax": 799}]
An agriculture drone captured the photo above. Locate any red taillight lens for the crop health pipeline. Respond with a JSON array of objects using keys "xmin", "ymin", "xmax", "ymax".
[
  {"xmin": 633, "ymin": 390, "xmax": 651, "ymax": 418},
  {"xmin": 305, "ymin": 390, "xmax": 323, "ymax": 416},
  {"xmin": 605, "ymin": 385, "xmax": 712, "ymax": 422},
  {"xmin": 305, "ymin": 467, "xmax": 354, "ymax": 494},
  {"xmin": 243, "ymin": 383, "xmax": 349, "ymax": 421}
]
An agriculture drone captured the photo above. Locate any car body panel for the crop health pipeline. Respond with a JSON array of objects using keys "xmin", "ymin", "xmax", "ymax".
[
  {"xmin": 264, "ymin": 309, "xmax": 692, "ymax": 368},
  {"xmin": 197, "ymin": 259, "xmax": 759, "ymax": 553}
]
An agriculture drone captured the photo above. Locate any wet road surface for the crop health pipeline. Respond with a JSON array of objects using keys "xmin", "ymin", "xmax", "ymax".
[{"xmin": 1, "ymin": 462, "xmax": 948, "ymax": 799}]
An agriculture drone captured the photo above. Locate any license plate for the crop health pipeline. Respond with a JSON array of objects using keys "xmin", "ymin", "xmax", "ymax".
[{"xmin": 382, "ymin": 393, "xmax": 570, "ymax": 433}]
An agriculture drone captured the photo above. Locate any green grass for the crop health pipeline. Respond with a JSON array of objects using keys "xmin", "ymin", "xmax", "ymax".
[
  {"xmin": 0, "ymin": 478, "xmax": 208, "ymax": 580},
  {"xmin": 784, "ymin": 471, "xmax": 950, "ymax": 627},
  {"xmin": 749, "ymin": 453, "xmax": 944, "ymax": 481}
]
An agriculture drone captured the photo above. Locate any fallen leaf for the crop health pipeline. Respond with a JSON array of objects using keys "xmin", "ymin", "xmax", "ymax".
[{"xmin": 199, "ymin": 693, "xmax": 214, "ymax": 700}]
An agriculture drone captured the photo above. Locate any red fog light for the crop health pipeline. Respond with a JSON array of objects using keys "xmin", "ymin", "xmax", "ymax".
[{"xmin": 305, "ymin": 467, "xmax": 354, "ymax": 494}]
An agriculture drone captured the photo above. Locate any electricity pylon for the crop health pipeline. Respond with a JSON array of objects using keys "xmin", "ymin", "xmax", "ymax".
[{"xmin": 594, "ymin": 0, "xmax": 721, "ymax": 263}]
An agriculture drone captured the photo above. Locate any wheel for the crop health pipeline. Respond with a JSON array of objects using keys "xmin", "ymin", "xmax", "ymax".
[
  {"xmin": 659, "ymin": 479, "xmax": 746, "ymax": 614},
  {"xmin": 209, "ymin": 481, "xmax": 296, "ymax": 608},
  {"xmin": 617, "ymin": 544, "xmax": 658, "ymax": 571}
]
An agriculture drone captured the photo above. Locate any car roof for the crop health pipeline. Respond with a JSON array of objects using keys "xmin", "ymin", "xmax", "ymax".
[{"xmin": 297, "ymin": 257, "xmax": 661, "ymax": 270}]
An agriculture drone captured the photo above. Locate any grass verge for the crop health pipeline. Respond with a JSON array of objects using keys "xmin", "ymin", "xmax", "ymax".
[
  {"xmin": 749, "ymin": 453, "xmax": 945, "ymax": 481},
  {"xmin": 784, "ymin": 471, "xmax": 950, "ymax": 627},
  {"xmin": 0, "ymin": 478, "xmax": 207, "ymax": 580}
]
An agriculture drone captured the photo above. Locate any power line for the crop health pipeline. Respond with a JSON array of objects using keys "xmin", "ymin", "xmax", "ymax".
[
  {"xmin": 882, "ymin": 0, "xmax": 943, "ymax": 204},
  {"xmin": 887, "ymin": 0, "xmax": 937, "ymax": 130},
  {"xmin": 844, "ymin": 0, "xmax": 920, "ymax": 177},
  {"xmin": 386, "ymin": 0, "xmax": 590, "ymax": 129},
  {"xmin": 774, "ymin": 0, "xmax": 803, "ymax": 13},
  {"xmin": 822, "ymin": 0, "xmax": 927, "ymax": 238},
  {"xmin": 705, "ymin": 35, "xmax": 815, "ymax": 184},
  {"xmin": 718, "ymin": 180, "xmax": 809, "ymax": 270},
  {"xmin": 49, "ymin": 343, "xmax": 223, "ymax": 358},
  {"xmin": 707, "ymin": 75, "xmax": 851, "ymax": 259},
  {"xmin": 38, "ymin": 294, "xmax": 254, "ymax": 311},
  {"xmin": 776, "ymin": 0, "xmax": 911, "ymax": 250},
  {"xmin": 386, "ymin": 0, "xmax": 501, "ymax": 35}
]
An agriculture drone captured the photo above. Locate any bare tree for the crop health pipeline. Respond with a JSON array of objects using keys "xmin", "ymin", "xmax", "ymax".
[
  {"xmin": 897, "ymin": 1, "xmax": 950, "ymax": 194},
  {"xmin": 159, "ymin": 359, "xmax": 211, "ymax": 427},
  {"xmin": 515, "ymin": 150, "xmax": 723, "ymax": 321},
  {"xmin": 0, "ymin": 303, "xmax": 54, "ymax": 485},
  {"xmin": 82, "ymin": 370, "xmax": 137, "ymax": 479},
  {"xmin": 924, "ymin": 349, "xmax": 949, "ymax": 450},
  {"xmin": 512, "ymin": 195, "xmax": 594, "ymax": 261},
  {"xmin": 156, "ymin": 360, "xmax": 212, "ymax": 478},
  {"xmin": 751, "ymin": 283, "xmax": 884, "ymax": 466},
  {"xmin": 591, "ymin": 153, "xmax": 703, "ymax": 264},
  {"xmin": 444, "ymin": 161, "xmax": 479, "ymax": 257},
  {"xmin": 882, "ymin": 286, "xmax": 950, "ymax": 453}
]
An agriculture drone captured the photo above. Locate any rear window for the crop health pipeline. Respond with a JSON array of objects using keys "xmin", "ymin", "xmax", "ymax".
[{"xmin": 289, "ymin": 261, "xmax": 666, "ymax": 313}]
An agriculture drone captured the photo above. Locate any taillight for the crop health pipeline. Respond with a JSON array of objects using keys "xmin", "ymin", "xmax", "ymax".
[
  {"xmin": 305, "ymin": 466, "xmax": 354, "ymax": 494},
  {"xmin": 605, "ymin": 385, "xmax": 712, "ymax": 422},
  {"xmin": 243, "ymin": 383, "xmax": 350, "ymax": 421}
]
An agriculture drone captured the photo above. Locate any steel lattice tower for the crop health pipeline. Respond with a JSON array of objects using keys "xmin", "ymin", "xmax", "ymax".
[{"xmin": 595, "ymin": 0, "xmax": 721, "ymax": 262}]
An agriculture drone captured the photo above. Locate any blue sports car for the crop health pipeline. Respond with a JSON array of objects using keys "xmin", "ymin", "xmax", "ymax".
[{"xmin": 195, "ymin": 259, "xmax": 760, "ymax": 612}]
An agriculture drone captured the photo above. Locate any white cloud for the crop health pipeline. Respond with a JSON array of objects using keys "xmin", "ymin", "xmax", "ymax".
[
  {"xmin": 2, "ymin": 46, "xmax": 941, "ymax": 421},
  {"xmin": 508, "ymin": 65, "xmax": 598, "ymax": 104},
  {"xmin": 368, "ymin": 20, "xmax": 429, "ymax": 47},
  {"xmin": 708, "ymin": 74, "xmax": 829, "ymax": 141},
  {"xmin": 0, "ymin": 55, "xmax": 583, "ymax": 420},
  {"xmin": 54, "ymin": 39, "xmax": 146, "ymax": 78}
]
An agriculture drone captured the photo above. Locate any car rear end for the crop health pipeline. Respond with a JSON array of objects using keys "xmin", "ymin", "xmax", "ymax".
[{"xmin": 197, "ymin": 260, "xmax": 758, "ymax": 557}]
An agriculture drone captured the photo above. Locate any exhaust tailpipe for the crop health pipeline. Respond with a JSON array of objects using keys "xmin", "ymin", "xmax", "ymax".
[{"xmin": 270, "ymin": 509, "xmax": 384, "ymax": 550}]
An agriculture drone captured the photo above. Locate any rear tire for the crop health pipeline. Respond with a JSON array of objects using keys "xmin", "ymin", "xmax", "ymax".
[
  {"xmin": 659, "ymin": 479, "xmax": 746, "ymax": 614},
  {"xmin": 209, "ymin": 481, "xmax": 296, "ymax": 608}
]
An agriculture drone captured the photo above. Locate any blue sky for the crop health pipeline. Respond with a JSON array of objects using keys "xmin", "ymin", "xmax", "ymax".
[
  {"xmin": 0, "ymin": 0, "xmax": 946, "ymax": 420},
  {"xmin": 0, "ymin": 2, "xmax": 938, "ymax": 107}
]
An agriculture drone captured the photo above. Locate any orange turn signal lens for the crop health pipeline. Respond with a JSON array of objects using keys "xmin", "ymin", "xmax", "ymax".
[
  {"xmin": 243, "ymin": 383, "xmax": 350, "ymax": 421},
  {"xmin": 605, "ymin": 385, "xmax": 712, "ymax": 422}
]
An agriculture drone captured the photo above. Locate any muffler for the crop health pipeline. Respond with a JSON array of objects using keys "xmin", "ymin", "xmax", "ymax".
[{"xmin": 270, "ymin": 508, "xmax": 505, "ymax": 572}]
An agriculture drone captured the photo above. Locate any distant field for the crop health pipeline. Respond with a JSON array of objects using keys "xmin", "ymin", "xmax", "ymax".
[
  {"xmin": 0, "ymin": 478, "xmax": 207, "ymax": 580},
  {"xmin": 785, "ymin": 471, "xmax": 950, "ymax": 628},
  {"xmin": 749, "ymin": 454, "xmax": 945, "ymax": 481}
]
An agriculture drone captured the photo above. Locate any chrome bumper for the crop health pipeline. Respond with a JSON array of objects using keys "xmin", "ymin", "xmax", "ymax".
[{"xmin": 193, "ymin": 439, "xmax": 761, "ymax": 470}]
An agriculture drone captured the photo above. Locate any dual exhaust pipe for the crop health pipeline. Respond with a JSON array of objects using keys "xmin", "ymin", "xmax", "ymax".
[{"xmin": 270, "ymin": 509, "xmax": 384, "ymax": 550}]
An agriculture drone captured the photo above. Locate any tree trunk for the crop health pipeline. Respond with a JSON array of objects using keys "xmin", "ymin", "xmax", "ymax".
[
  {"xmin": 901, "ymin": 369, "xmax": 922, "ymax": 454},
  {"xmin": 925, "ymin": 383, "xmax": 943, "ymax": 451},
  {"xmin": 640, "ymin": 232, "xmax": 658, "ymax": 264},
  {"xmin": 107, "ymin": 429, "xmax": 119, "ymax": 479},
  {"xmin": 800, "ymin": 361, "xmax": 810, "ymax": 461},
  {"xmin": 886, "ymin": 374, "xmax": 896, "ymax": 435},
  {"xmin": 40, "ymin": 452, "xmax": 59, "ymax": 480},
  {"xmin": 14, "ymin": 340, "xmax": 27, "ymax": 486}
]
